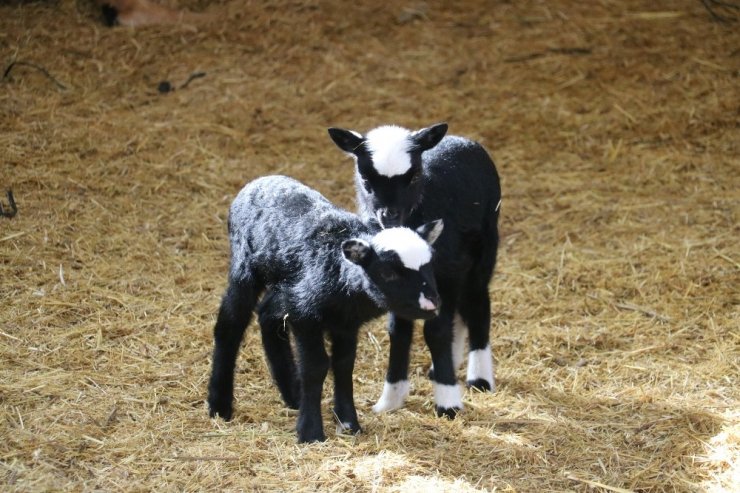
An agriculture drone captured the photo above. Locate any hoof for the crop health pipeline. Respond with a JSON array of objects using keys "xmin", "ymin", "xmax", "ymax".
[
  {"xmin": 297, "ymin": 432, "xmax": 327, "ymax": 444},
  {"xmin": 336, "ymin": 422, "xmax": 362, "ymax": 435},
  {"xmin": 467, "ymin": 378, "xmax": 494, "ymax": 392},
  {"xmin": 208, "ymin": 398, "xmax": 233, "ymax": 421},
  {"xmin": 435, "ymin": 406, "xmax": 460, "ymax": 419}
]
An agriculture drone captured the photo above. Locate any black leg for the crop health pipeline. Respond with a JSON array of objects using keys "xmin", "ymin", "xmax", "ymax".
[
  {"xmin": 207, "ymin": 279, "xmax": 257, "ymax": 421},
  {"xmin": 460, "ymin": 223, "xmax": 498, "ymax": 392},
  {"xmin": 257, "ymin": 290, "xmax": 299, "ymax": 409},
  {"xmin": 330, "ymin": 328, "xmax": 361, "ymax": 434},
  {"xmin": 430, "ymin": 312, "xmax": 468, "ymax": 380},
  {"xmin": 423, "ymin": 297, "xmax": 462, "ymax": 419},
  {"xmin": 459, "ymin": 284, "xmax": 495, "ymax": 392},
  {"xmin": 293, "ymin": 324, "xmax": 330, "ymax": 443},
  {"xmin": 373, "ymin": 315, "xmax": 413, "ymax": 413}
]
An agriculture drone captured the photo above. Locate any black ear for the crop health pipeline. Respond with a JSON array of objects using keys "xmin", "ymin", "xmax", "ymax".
[
  {"xmin": 342, "ymin": 239, "xmax": 373, "ymax": 266},
  {"xmin": 328, "ymin": 128, "xmax": 366, "ymax": 155},
  {"xmin": 411, "ymin": 123, "xmax": 448, "ymax": 152},
  {"xmin": 416, "ymin": 219, "xmax": 444, "ymax": 246}
]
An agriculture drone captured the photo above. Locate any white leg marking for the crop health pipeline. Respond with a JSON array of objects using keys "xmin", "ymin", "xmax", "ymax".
[
  {"xmin": 372, "ymin": 380, "xmax": 410, "ymax": 413},
  {"xmin": 452, "ymin": 313, "xmax": 468, "ymax": 371},
  {"xmin": 433, "ymin": 383, "xmax": 463, "ymax": 410},
  {"xmin": 467, "ymin": 344, "xmax": 494, "ymax": 388}
]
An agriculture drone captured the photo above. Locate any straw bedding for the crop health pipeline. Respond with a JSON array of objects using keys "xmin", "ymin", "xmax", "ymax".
[{"xmin": 1, "ymin": 0, "xmax": 738, "ymax": 491}]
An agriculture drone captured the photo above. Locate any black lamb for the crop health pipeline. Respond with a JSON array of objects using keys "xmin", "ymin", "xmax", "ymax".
[
  {"xmin": 207, "ymin": 175, "xmax": 443, "ymax": 442},
  {"xmin": 328, "ymin": 123, "xmax": 501, "ymax": 418}
]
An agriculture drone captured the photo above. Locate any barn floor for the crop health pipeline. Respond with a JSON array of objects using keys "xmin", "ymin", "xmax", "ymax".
[{"xmin": 1, "ymin": 1, "xmax": 738, "ymax": 491}]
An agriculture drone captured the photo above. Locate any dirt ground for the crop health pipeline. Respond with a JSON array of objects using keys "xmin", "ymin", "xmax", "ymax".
[{"xmin": 1, "ymin": 0, "xmax": 738, "ymax": 491}]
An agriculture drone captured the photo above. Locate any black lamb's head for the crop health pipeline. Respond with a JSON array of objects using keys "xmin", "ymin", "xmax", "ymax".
[{"xmin": 329, "ymin": 123, "xmax": 447, "ymax": 228}]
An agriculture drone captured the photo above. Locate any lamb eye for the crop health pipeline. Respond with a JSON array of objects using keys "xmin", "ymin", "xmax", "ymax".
[{"xmin": 381, "ymin": 269, "xmax": 400, "ymax": 282}]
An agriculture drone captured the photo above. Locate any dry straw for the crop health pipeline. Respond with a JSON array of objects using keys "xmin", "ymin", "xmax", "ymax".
[{"xmin": 1, "ymin": 0, "xmax": 738, "ymax": 491}]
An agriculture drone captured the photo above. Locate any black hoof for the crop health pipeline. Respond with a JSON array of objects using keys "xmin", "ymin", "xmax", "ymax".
[
  {"xmin": 336, "ymin": 422, "xmax": 362, "ymax": 435},
  {"xmin": 435, "ymin": 406, "xmax": 460, "ymax": 419},
  {"xmin": 208, "ymin": 394, "xmax": 233, "ymax": 421},
  {"xmin": 467, "ymin": 378, "xmax": 493, "ymax": 392},
  {"xmin": 297, "ymin": 431, "xmax": 327, "ymax": 444}
]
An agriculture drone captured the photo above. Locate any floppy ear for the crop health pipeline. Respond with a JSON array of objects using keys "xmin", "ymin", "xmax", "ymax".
[
  {"xmin": 328, "ymin": 128, "xmax": 366, "ymax": 155},
  {"xmin": 342, "ymin": 239, "xmax": 374, "ymax": 266},
  {"xmin": 411, "ymin": 123, "xmax": 448, "ymax": 152},
  {"xmin": 416, "ymin": 219, "xmax": 444, "ymax": 246}
]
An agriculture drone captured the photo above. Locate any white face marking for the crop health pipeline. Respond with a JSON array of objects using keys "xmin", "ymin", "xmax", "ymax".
[
  {"xmin": 372, "ymin": 380, "xmax": 410, "ymax": 413},
  {"xmin": 365, "ymin": 125, "xmax": 413, "ymax": 177},
  {"xmin": 452, "ymin": 313, "xmax": 469, "ymax": 370},
  {"xmin": 371, "ymin": 228, "xmax": 432, "ymax": 270},
  {"xmin": 433, "ymin": 383, "xmax": 463, "ymax": 410},
  {"xmin": 467, "ymin": 345, "xmax": 495, "ymax": 390},
  {"xmin": 419, "ymin": 293, "xmax": 436, "ymax": 311}
]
